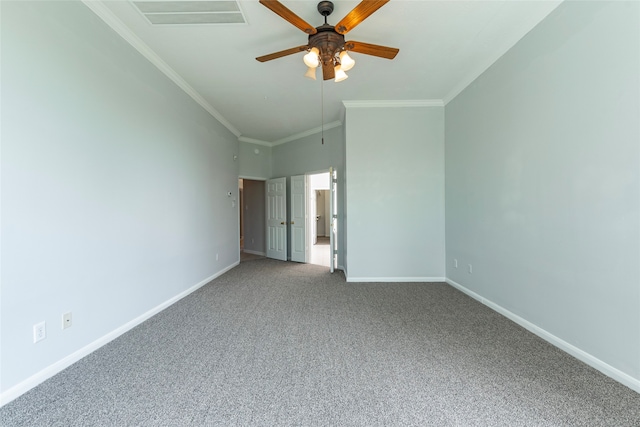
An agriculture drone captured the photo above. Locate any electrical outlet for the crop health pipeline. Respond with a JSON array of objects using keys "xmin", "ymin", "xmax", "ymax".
[
  {"xmin": 468, "ymin": 264, "xmax": 473, "ymax": 274},
  {"xmin": 33, "ymin": 322, "xmax": 46, "ymax": 343},
  {"xmin": 62, "ymin": 312, "xmax": 72, "ymax": 329},
  {"xmin": 454, "ymin": 259, "xmax": 458, "ymax": 268}
]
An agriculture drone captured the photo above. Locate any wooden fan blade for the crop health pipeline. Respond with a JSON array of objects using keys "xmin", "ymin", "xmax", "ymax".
[
  {"xmin": 256, "ymin": 45, "xmax": 309, "ymax": 62},
  {"xmin": 334, "ymin": 0, "xmax": 390, "ymax": 35},
  {"xmin": 259, "ymin": 0, "xmax": 317, "ymax": 35},
  {"xmin": 322, "ymin": 61, "xmax": 335, "ymax": 80},
  {"xmin": 345, "ymin": 41, "xmax": 399, "ymax": 59}
]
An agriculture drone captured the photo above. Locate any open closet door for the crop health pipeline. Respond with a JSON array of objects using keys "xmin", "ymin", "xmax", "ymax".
[
  {"xmin": 266, "ymin": 177, "xmax": 287, "ymax": 261},
  {"xmin": 329, "ymin": 167, "xmax": 337, "ymax": 273}
]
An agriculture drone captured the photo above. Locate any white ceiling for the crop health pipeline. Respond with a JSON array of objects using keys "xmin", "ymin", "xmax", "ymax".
[{"xmin": 94, "ymin": 0, "xmax": 561, "ymax": 144}]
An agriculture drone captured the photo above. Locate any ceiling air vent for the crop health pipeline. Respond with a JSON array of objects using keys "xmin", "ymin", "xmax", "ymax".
[{"xmin": 133, "ymin": 1, "xmax": 246, "ymax": 25}]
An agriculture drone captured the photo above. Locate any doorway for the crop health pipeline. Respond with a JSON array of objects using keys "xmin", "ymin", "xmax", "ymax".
[
  {"xmin": 308, "ymin": 172, "xmax": 331, "ymax": 267},
  {"xmin": 260, "ymin": 169, "xmax": 338, "ymax": 270},
  {"xmin": 239, "ymin": 178, "xmax": 266, "ymax": 262}
]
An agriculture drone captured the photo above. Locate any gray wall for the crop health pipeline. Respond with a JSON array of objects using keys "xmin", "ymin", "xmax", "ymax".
[
  {"xmin": 445, "ymin": 1, "xmax": 639, "ymax": 382},
  {"xmin": 272, "ymin": 125, "xmax": 345, "ymax": 177},
  {"xmin": 242, "ymin": 180, "xmax": 266, "ymax": 254},
  {"xmin": 271, "ymin": 126, "xmax": 346, "ymax": 268},
  {"xmin": 344, "ymin": 106, "xmax": 445, "ymax": 281},
  {"xmin": 1, "ymin": 1, "xmax": 239, "ymax": 396},
  {"xmin": 239, "ymin": 141, "xmax": 271, "ymax": 180}
]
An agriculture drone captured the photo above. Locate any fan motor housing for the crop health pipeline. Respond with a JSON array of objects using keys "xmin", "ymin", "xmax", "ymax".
[{"xmin": 308, "ymin": 24, "xmax": 345, "ymax": 65}]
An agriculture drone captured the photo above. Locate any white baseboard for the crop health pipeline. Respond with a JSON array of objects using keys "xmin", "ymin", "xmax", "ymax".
[
  {"xmin": 445, "ymin": 278, "xmax": 640, "ymax": 394},
  {"xmin": 242, "ymin": 249, "xmax": 265, "ymax": 256},
  {"xmin": 346, "ymin": 276, "xmax": 446, "ymax": 283},
  {"xmin": 0, "ymin": 261, "xmax": 239, "ymax": 407}
]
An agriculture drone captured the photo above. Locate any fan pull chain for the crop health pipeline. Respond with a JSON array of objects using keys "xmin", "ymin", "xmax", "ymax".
[{"xmin": 321, "ymin": 75, "xmax": 324, "ymax": 145}]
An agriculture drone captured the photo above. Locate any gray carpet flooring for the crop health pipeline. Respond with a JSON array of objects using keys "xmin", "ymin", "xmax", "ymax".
[{"xmin": 2, "ymin": 258, "xmax": 639, "ymax": 426}]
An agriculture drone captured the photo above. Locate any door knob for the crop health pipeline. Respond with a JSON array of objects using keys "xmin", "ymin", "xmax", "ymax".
[
  {"xmin": 291, "ymin": 221, "xmax": 295, "ymax": 225},
  {"xmin": 280, "ymin": 222, "xmax": 285, "ymax": 225}
]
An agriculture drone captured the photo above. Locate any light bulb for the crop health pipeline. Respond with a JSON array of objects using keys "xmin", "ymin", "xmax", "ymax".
[
  {"xmin": 334, "ymin": 64, "xmax": 348, "ymax": 82},
  {"xmin": 304, "ymin": 66, "xmax": 317, "ymax": 80},
  {"xmin": 303, "ymin": 47, "xmax": 320, "ymax": 68},
  {"xmin": 339, "ymin": 51, "xmax": 355, "ymax": 71}
]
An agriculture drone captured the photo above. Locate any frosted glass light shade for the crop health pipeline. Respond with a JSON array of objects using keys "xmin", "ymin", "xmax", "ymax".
[
  {"xmin": 304, "ymin": 66, "xmax": 317, "ymax": 80},
  {"xmin": 334, "ymin": 65, "xmax": 348, "ymax": 82},
  {"xmin": 303, "ymin": 47, "xmax": 320, "ymax": 68},
  {"xmin": 339, "ymin": 51, "xmax": 355, "ymax": 71}
]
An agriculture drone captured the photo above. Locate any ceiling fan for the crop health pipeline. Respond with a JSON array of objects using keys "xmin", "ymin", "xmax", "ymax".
[{"xmin": 256, "ymin": 0, "xmax": 399, "ymax": 81}]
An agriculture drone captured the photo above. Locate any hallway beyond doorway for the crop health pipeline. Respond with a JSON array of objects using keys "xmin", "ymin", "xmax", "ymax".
[{"xmin": 309, "ymin": 236, "xmax": 330, "ymax": 267}]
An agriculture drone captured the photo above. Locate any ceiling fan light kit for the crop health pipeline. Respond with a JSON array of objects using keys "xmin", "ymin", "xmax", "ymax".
[
  {"xmin": 304, "ymin": 66, "xmax": 318, "ymax": 80},
  {"xmin": 339, "ymin": 51, "xmax": 355, "ymax": 71},
  {"xmin": 334, "ymin": 64, "xmax": 348, "ymax": 82},
  {"xmin": 303, "ymin": 47, "xmax": 321, "ymax": 68},
  {"xmin": 257, "ymin": 0, "xmax": 399, "ymax": 82}
]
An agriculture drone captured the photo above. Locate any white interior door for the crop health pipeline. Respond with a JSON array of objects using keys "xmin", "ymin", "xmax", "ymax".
[
  {"xmin": 329, "ymin": 168, "xmax": 337, "ymax": 273},
  {"xmin": 290, "ymin": 175, "xmax": 307, "ymax": 263},
  {"xmin": 266, "ymin": 177, "xmax": 287, "ymax": 261}
]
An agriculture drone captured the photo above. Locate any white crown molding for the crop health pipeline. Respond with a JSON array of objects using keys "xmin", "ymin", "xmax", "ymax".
[
  {"xmin": 442, "ymin": 1, "xmax": 563, "ymax": 105},
  {"xmin": 342, "ymin": 100, "xmax": 444, "ymax": 109},
  {"xmin": 442, "ymin": 67, "xmax": 486, "ymax": 106},
  {"xmin": 81, "ymin": 0, "xmax": 241, "ymax": 138},
  {"xmin": 271, "ymin": 120, "xmax": 343, "ymax": 146},
  {"xmin": 441, "ymin": 44, "xmax": 510, "ymax": 105},
  {"xmin": 445, "ymin": 278, "xmax": 640, "ymax": 394},
  {"xmin": 238, "ymin": 136, "xmax": 272, "ymax": 147}
]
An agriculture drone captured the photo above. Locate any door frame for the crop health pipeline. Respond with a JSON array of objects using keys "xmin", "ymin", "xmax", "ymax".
[{"xmin": 306, "ymin": 169, "xmax": 338, "ymax": 271}]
